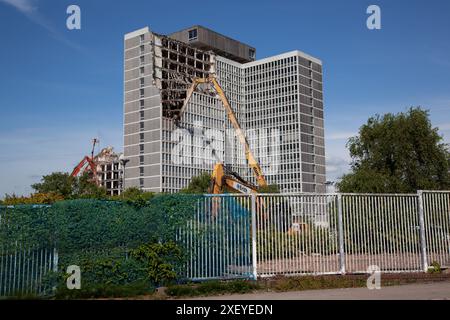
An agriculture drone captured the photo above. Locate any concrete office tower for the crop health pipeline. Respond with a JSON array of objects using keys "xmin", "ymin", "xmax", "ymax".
[{"xmin": 123, "ymin": 26, "xmax": 325, "ymax": 193}]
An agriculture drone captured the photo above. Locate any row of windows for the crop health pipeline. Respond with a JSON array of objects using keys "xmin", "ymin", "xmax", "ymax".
[
  {"xmin": 216, "ymin": 63, "xmax": 244, "ymax": 105},
  {"xmin": 245, "ymin": 56, "xmax": 299, "ymax": 74},
  {"xmin": 216, "ymin": 60, "xmax": 244, "ymax": 74},
  {"xmin": 247, "ymin": 115, "xmax": 303, "ymax": 129},
  {"xmin": 245, "ymin": 58, "xmax": 322, "ymax": 79},
  {"xmin": 246, "ymin": 75, "xmax": 298, "ymax": 92},
  {"xmin": 162, "ymin": 166, "xmax": 209, "ymax": 179},
  {"xmin": 246, "ymin": 85, "xmax": 304, "ymax": 102},
  {"xmin": 246, "ymin": 94, "xmax": 298, "ymax": 109},
  {"xmin": 245, "ymin": 66, "xmax": 298, "ymax": 83},
  {"xmin": 162, "ymin": 177, "xmax": 191, "ymax": 189},
  {"xmin": 246, "ymin": 104, "xmax": 323, "ymax": 121}
]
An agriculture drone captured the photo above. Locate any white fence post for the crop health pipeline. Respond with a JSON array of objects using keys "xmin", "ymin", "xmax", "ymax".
[
  {"xmin": 417, "ymin": 190, "xmax": 428, "ymax": 272},
  {"xmin": 52, "ymin": 247, "xmax": 58, "ymax": 273},
  {"xmin": 251, "ymin": 194, "xmax": 258, "ymax": 280},
  {"xmin": 52, "ymin": 247, "xmax": 59, "ymax": 293},
  {"xmin": 337, "ymin": 194, "xmax": 346, "ymax": 274}
]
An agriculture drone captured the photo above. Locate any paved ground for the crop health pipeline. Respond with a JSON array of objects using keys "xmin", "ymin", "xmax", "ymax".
[{"xmin": 190, "ymin": 282, "xmax": 450, "ymax": 300}]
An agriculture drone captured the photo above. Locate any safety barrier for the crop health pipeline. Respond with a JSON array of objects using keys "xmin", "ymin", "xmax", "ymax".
[{"xmin": 1, "ymin": 190, "xmax": 449, "ymax": 297}]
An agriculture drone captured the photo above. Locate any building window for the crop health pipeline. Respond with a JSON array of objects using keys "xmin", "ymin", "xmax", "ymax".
[
  {"xmin": 139, "ymin": 178, "xmax": 144, "ymax": 187},
  {"xmin": 140, "ymin": 99, "xmax": 145, "ymax": 108},
  {"xmin": 140, "ymin": 67, "xmax": 145, "ymax": 75},
  {"xmin": 140, "ymin": 133, "xmax": 144, "ymax": 142},
  {"xmin": 140, "ymin": 155, "xmax": 144, "ymax": 165},
  {"xmin": 140, "ymin": 78, "xmax": 145, "ymax": 87},
  {"xmin": 140, "ymin": 89, "xmax": 144, "ymax": 98},
  {"xmin": 139, "ymin": 144, "xmax": 144, "ymax": 153},
  {"xmin": 140, "ymin": 167, "xmax": 144, "ymax": 176},
  {"xmin": 140, "ymin": 121, "xmax": 144, "ymax": 131},
  {"xmin": 140, "ymin": 34, "xmax": 144, "ymax": 43},
  {"xmin": 140, "ymin": 45, "xmax": 145, "ymax": 54},
  {"xmin": 140, "ymin": 111, "xmax": 144, "ymax": 120},
  {"xmin": 140, "ymin": 56, "xmax": 145, "ymax": 65},
  {"xmin": 249, "ymin": 49, "xmax": 255, "ymax": 60},
  {"xmin": 188, "ymin": 28, "xmax": 198, "ymax": 41}
]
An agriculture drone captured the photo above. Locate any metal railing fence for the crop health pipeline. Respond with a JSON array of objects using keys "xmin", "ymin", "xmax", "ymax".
[
  {"xmin": 179, "ymin": 191, "xmax": 449, "ymax": 279},
  {"xmin": 0, "ymin": 243, "xmax": 57, "ymax": 297},
  {"xmin": 254, "ymin": 194, "xmax": 340, "ymax": 277},
  {"xmin": 421, "ymin": 191, "xmax": 450, "ymax": 269},
  {"xmin": 1, "ymin": 190, "xmax": 449, "ymax": 297},
  {"xmin": 340, "ymin": 194, "xmax": 422, "ymax": 273},
  {"xmin": 177, "ymin": 195, "xmax": 253, "ymax": 280}
]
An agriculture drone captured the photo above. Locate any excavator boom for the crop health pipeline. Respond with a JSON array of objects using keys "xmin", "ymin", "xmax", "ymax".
[
  {"xmin": 174, "ymin": 78, "xmax": 209, "ymax": 123},
  {"xmin": 71, "ymin": 156, "xmax": 97, "ymax": 177},
  {"xmin": 70, "ymin": 138, "xmax": 100, "ymax": 185},
  {"xmin": 209, "ymin": 77, "xmax": 267, "ymax": 188},
  {"xmin": 177, "ymin": 76, "xmax": 268, "ymax": 190}
]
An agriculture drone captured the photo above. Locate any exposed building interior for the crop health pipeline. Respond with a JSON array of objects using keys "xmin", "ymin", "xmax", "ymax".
[
  {"xmin": 152, "ymin": 33, "xmax": 216, "ymax": 119},
  {"xmin": 95, "ymin": 147, "xmax": 124, "ymax": 196},
  {"xmin": 70, "ymin": 142, "xmax": 125, "ymax": 196},
  {"xmin": 123, "ymin": 25, "xmax": 326, "ymax": 194}
]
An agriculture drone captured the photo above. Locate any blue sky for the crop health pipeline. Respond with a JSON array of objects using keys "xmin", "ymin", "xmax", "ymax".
[{"xmin": 0, "ymin": 0, "xmax": 449, "ymax": 196}]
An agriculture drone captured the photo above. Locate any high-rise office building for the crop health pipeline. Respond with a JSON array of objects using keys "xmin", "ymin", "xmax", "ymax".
[{"xmin": 123, "ymin": 25, "xmax": 326, "ymax": 193}]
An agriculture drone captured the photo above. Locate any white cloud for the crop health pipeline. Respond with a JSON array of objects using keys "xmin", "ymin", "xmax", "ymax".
[
  {"xmin": 0, "ymin": 0, "xmax": 36, "ymax": 14},
  {"xmin": 326, "ymin": 131, "xmax": 357, "ymax": 141},
  {"xmin": 1, "ymin": 0, "xmax": 55, "ymax": 35},
  {"xmin": 326, "ymin": 156, "xmax": 350, "ymax": 181},
  {"xmin": 437, "ymin": 123, "xmax": 450, "ymax": 131},
  {"xmin": 324, "ymin": 134, "xmax": 352, "ymax": 182},
  {"xmin": 0, "ymin": 126, "xmax": 122, "ymax": 197},
  {"xmin": 0, "ymin": 0, "xmax": 84, "ymax": 51}
]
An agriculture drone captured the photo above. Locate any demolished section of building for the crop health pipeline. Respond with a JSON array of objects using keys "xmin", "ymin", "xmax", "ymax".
[
  {"xmin": 71, "ymin": 146, "xmax": 125, "ymax": 196},
  {"xmin": 123, "ymin": 25, "xmax": 326, "ymax": 194},
  {"xmin": 95, "ymin": 147, "xmax": 124, "ymax": 196}
]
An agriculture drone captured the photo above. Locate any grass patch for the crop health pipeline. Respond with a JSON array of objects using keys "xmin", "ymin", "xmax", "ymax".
[
  {"xmin": 55, "ymin": 281, "xmax": 155, "ymax": 300},
  {"xmin": 166, "ymin": 280, "xmax": 260, "ymax": 297},
  {"xmin": 0, "ymin": 292, "xmax": 44, "ymax": 300},
  {"xmin": 160, "ymin": 273, "xmax": 450, "ymax": 299},
  {"xmin": 261, "ymin": 273, "xmax": 449, "ymax": 293},
  {"xmin": 266, "ymin": 275, "xmax": 368, "ymax": 292},
  {"xmin": 6, "ymin": 272, "xmax": 447, "ymax": 300}
]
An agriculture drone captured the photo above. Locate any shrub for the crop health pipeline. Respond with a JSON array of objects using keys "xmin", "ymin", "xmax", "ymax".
[
  {"xmin": 55, "ymin": 281, "xmax": 153, "ymax": 299},
  {"xmin": 256, "ymin": 227, "xmax": 337, "ymax": 259},
  {"xmin": 166, "ymin": 280, "xmax": 260, "ymax": 297},
  {"xmin": 2, "ymin": 193, "xmax": 64, "ymax": 205},
  {"xmin": 131, "ymin": 241, "xmax": 184, "ymax": 286},
  {"xmin": 0, "ymin": 194, "xmax": 201, "ymax": 298},
  {"xmin": 428, "ymin": 261, "xmax": 442, "ymax": 274}
]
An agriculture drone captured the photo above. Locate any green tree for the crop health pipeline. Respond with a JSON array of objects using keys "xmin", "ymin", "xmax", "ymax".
[
  {"xmin": 31, "ymin": 172, "xmax": 74, "ymax": 198},
  {"xmin": 2, "ymin": 192, "xmax": 65, "ymax": 205},
  {"xmin": 180, "ymin": 172, "xmax": 211, "ymax": 194},
  {"xmin": 31, "ymin": 171, "xmax": 107, "ymax": 199},
  {"xmin": 73, "ymin": 173, "xmax": 107, "ymax": 199},
  {"xmin": 259, "ymin": 184, "xmax": 280, "ymax": 193},
  {"xmin": 338, "ymin": 107, "xmax": 450, "ymax": 193},
  {"xmin": 110, "ymin": 187, "xmax": 155, "ymax": 205}
]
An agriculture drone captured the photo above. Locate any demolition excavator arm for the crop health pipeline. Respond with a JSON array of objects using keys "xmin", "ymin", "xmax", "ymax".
[{"xmin": 175, "ymin": 76, "xmax": 268, "ymax": 192}]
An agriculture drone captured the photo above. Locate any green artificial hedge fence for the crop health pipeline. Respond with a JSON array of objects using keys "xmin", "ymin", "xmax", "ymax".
[{"xmin": 0, "ymin": 194, "xmax": 201, "ymax": 296}]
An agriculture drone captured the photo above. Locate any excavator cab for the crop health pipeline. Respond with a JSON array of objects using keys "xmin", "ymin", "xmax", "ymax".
[{"xmin": 209, "ymin": 163, "xmax": 258, "ymax": 195}]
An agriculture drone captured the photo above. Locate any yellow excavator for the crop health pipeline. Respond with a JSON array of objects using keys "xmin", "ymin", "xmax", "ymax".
[{"xmin": 174, "ymin": 75, "xmax": 268, "ymax": 195}]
